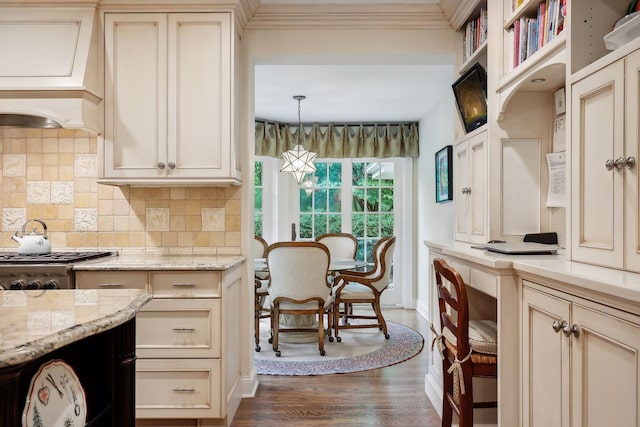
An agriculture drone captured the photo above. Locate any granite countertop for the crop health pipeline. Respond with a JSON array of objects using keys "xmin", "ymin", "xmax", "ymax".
[
  {"xmin": 72, "ymin": 253, "xmax": 245, "ymax": 271},
  {"xmin": 0, "ymin": 289, "xmax": 152, "ymax": 368}
]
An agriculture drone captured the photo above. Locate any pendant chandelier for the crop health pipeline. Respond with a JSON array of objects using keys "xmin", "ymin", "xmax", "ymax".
[{"xmin": 280, "ymin": 95, "xmax": 317, "ymax": 184}]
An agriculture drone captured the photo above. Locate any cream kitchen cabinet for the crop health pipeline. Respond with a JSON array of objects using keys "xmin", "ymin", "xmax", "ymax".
[
  {"xmin": 454, "ymin": 128, "xmax": 487, "ymax": 244},
  {"xmin": 571, "ymin": 49, "xmax": 640, "ymax": 272},
  {"xmin": 75, "ymin": 266, "xmax": 242, "ymax": 426},
  {"xmin": 522, "ymin": 281, "xmax": 640, "ymax": 427},
  {"xmin": 101, "ymin": 12, "xmax": 240, "ymax": 186}
]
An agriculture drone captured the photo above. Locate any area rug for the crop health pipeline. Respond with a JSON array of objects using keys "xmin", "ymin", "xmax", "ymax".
[{"xmin": 255, "ymin": 320, "xmax": 424, "ymax": 375}]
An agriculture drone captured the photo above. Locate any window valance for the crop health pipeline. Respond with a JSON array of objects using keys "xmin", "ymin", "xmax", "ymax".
[{"xmin": 255, "ymin": 121, "xmax": 419, "ymax": 159}]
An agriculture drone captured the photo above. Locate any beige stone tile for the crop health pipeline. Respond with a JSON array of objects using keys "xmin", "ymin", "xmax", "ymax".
[
  {"xmin": 74, "ymin": 193, "xmax": 91, "ymax": 208},
  {"xmin": 170, "ymin": 187, "xmax": 186, "ymax": 199},
  {"xmin": 43, "ymin": 138, "xmax": 58, "ymax": 153},
  {"xmin": 225, "ymin": 199, "xmax": 241, "ymax": 215},
  {"xmin": 210, "ymin": 231, "xmax": 225, "ymax": 247},
  {"xmin": 58, "ymin": 138, "xmax": 75, "ymax": 153},
  {"xmin": 169, "ymin": 199, "xmax": 186, "ymax": 215},
  {"xmin": 130, "ymin": 232, "xmax": 146, "ymax": 247},
  {"xmin": 98, "ymin": 199, "xmax": 114, "ymax": 216},
  {"xmin": 145, "ymin": 187, "xmax": 169, "ymax": 200},
  {"xmin": 59, "ymin": 166, "xmax": 75, "ymax": 181},
  {"xmin": 74, "ymin": 177, "xmax": 93, "ymax": 193},
  {"xmin": 146, "ymin": 199, "xmax": 169, "ymax": 209},
  {"xmin": 114, "ymin": 215, "xmax": 130, "ymax": 232},
  {"xmin": 74, "ymin": 154, "xmax": 97, "ymax": 177},
  {"xmin": 66, "ymin": 232, "xmax": 83, "ymax": 247},
  {"xmin": 193, "ymin": 231, "xmax": 210, "ymax": 247},
  {"xmin": 130, "ymin": 214, "xmax": 145, "ymax": 231},
  {"xmin": 74, "ymin": 138, "xmax": 90, "ymax": 153},
  {"xmin": 186, "ymin": 187, "xmax": 202, "ymax": 199},
  {"xmin": 42, "ymin": 166, "xmax": 60, "ymax": 181},
  {"xmin": 98, "ymin": 216, "xmax": 114, "ymax": 232},
  {"xmin": 27, "ymin": 138, "xmax": 43, "ymax": 153},
  {"xmin": 26, "ymin": 181, "xmax": 51, "ymax": 204},
  {"xmin": 49, "ymin": 231, "xmax": 67, "ymax": 248},
  {"xmin": 129, "ymin": 199, "xmax": 146, "ymax": 216},
  {"xmin": 177, "ymin": 232, "xmax": 194, "ymax": 247},
  {"xmin": 26, "ymin": 166, "xmax": 42, "ymax": 181},
  {"xmin": 10, "ymin": 138, "xmax": 27, "ymax": 153},
  {"xmin": 98, "ymin": 232, "xmax": 114, "ymax": 247},
  {"xmin": 186, "ymin": 216, "xmax": 201, "ymax": 231},
  {"xmin": 26, "ymin": 153, "xmax": 43, "ymax": 166},
  {"xmin": 3, "ymin": 154, "xmax": 26, "ymax": 177},
  {"xmin": 74, "ymin": 208, "xmax": 98, "ymax": 231},
  {"xmin": 225, "ymin": 215, "xmax": 241, "ymax": 232},
  {"xmin": 58, "ymin": 153, "xmax": 75, "ymax": 166},
  {"xmin": 224, "ymin": 231, "xmax": 241, "ymax": 247},
  {"xmin": 81, "ymin": 232, "xmax": 98, "ymax": 247},
  {"xmin": 161, "ymin": 231, "xmax": 177, "ymax": 247},
  {"xmin": 218, "ymin": 246, "xmax": 241, "ymax": 255},
  {"xmin": 225, "ymin": 186, "xmax": 241, "ymax": 200},
  {"xmin": 2, "ymin": 208, "xmax": 26, "ymax": 232},
  {"xmin": 97, "ymin": 184, "xmax": 115, "ymax": 200},
  {"xmin": 114, "ymin": 232, "xmax": 131, "ymax": 247},
  {"xmin": 146, "ymin": 208, "xmax": 170, "ymax": 231},
  {"xmin": 57, "ymin": 205, "xmax": 74, "ymax": 220},
  {"xmin": 202, "ymin": 208, "xmax": 225, "ymax": 231},
  {"xmin": 51, "ymin": 182, "xmax": 74, "ymax": 204},
  {"xmin": 41, "ymin": 205, "xmax": 60, "ymax": 220},
  {"xmin": 186, "ymin": 200, "xmax": 202, "ymax": 216},
  {"xmin": 115, "ymin": 186, "xmax": 130, "ymax": 199},
  {"xmin": 48, "ymin": 219, "xmax": 73, "ymax": 232},
  {"xmin": 170, "ymin": 215, "xmax": 186, "ymax": 231},
  {"xmin": 114, "ymin": 199, "xmax": 130, "ymax": 216},
  {"xmin": 42, "ymin": 153, "xmax": 59, "ymax": 166}
]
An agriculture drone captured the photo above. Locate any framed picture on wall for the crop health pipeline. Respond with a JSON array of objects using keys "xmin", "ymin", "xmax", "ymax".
[{"xmin": 435, "ymin": 145, "xmax": 453, "ymax": 203}]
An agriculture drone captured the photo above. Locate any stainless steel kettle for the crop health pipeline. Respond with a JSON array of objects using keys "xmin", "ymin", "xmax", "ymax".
[{"xmin": 11, "ymin": 219, "xmax": 52, "ymax": 255}]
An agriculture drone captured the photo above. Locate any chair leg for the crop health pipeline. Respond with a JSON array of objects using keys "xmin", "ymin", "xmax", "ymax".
[
  {"xmin": 458, "ymin": 364, "xmax": 474, "ymax": 427},
  {"xmin": 372, "ymin": 299, "xmax": 389, "ymax": 339},
  {"xmin": 272, "ymin": 305, "xmax": 281, "ymax": 357},
  {"xmin": 254, "ymin": 294, "xmax": 263, "ymax": 352},
  {"xmin": 441, "ymin": 358, "xmax": 454, "ymax": 427},
  {"xmin": 334, "ymin": 299, "xmax": 342, "ymax": 342},
  {"xmin": 317, "ymin": 304, "xmax": 326, "ymax": 356}
]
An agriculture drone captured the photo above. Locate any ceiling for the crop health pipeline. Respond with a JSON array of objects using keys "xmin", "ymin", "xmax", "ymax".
[
  {"xmin": 255, "ymin": 64, "xmax": 455, "ymax": 124},
  {"xmin": 253, "ymin": 1, "xmax": 452, "ymax": 124}
]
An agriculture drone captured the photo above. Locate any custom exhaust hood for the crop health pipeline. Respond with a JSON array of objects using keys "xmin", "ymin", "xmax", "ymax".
[{"xmin": 0, "ymin": 5, "xmax": 101, "ymax": 132}]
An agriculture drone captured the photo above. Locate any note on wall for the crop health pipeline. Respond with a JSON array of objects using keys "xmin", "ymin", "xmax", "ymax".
[
  {"xmin": 553, "ymin": 116, "xmax": 566, "ymax": 152},
  {"xmin": 546, "ymin": 152, "xmax": 566, "ymax": 207}
]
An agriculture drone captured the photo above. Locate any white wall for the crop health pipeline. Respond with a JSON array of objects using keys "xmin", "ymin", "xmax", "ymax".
[{"xmin": 415, "ymin": 93, "xmax": 456, "ymax": 319}]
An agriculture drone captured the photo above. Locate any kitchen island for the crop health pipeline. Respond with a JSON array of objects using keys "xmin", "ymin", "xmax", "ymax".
[{"xmin": 0, "ymin": 288, "xmax": 151, "ymax": 426}]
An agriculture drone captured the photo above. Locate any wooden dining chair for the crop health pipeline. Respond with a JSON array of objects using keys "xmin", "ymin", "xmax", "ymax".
[
  {"xmin": 332, "ymin": 236, "xmax": 396, "ymax": 341},
  {"xmin": 315, "ymin": 233, "xmax": 358, "ymax": 261},
  {"xmin": 253, "ymin": 235, "xmax": 270, "ymax": 351},
  {"xmin": 266, "ymin": 241, "xmax": 333, "ymax": 356},
  {"xmin": 432, "ymin": 258, "xmax": 498, "ymax": 427}
]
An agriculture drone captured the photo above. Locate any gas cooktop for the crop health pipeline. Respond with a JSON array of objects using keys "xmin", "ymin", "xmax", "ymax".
[{"xmin": 0, "ymin": 251, "xmax": 113, "ymax": 264}]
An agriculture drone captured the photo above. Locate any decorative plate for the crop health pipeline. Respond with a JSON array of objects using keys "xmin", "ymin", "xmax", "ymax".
[{"xmin": 22, "ymin": 359, "xmax": 87, "ymax": 427}]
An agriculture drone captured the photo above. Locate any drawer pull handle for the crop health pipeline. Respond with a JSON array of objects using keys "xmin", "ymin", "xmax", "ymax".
[
  {"xmin": 98, "ymin": 283, "xmax": 122, "ymax": 287},
  {"xmin": 172, "ymin": 283, "xmax": 196, "ymax": 287},
  {"xmin": 173, "ymin": 327, "xmax": 196, "ymax": 332},
  {"xmin": 562, "ymin": 323, "xmax": 580, "ymax": 338},
  {"xmin": 172, "ymin": 387, "xmax": 195, "ymax": 393}
]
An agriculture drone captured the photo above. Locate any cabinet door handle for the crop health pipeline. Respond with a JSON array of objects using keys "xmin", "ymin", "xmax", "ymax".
[
  {"xmin": 157, "ymin": 162, "xmax": 166, "ymax": 169},
  {"xmin": 172, "ymin": 283, "xmax": 196, "ymax": 287},
  {"xmin": 98, "ymin": 283, "xmax": 122, "ymax": 287},
  {"xmin": 552, "ymin": 320, "xmax": 567, "ymax": 333},
  {"xmin": 562, "ymin": 323, "xmax": 580, "ymax": 338},
  {"xmin": 615, "ymin": 157, "xmax": 628, "ymax": 171},
  {"xmin": 606, "ymin": 159, "xmax": 615, "ymax": 171},
  {"xmin": 172, "ymin": 387, "xmax": 195, "ymax": 393},
  {"xmin": 626, "ymin": 156, "xmax": 636, "ymax": 170},
  {"xmin": 168, "ymin": 162, "xmax": 176, "ymax": 169},
  {"xmin": 172, "ymin": 327, "xmax": 196, "ymax": 332}
]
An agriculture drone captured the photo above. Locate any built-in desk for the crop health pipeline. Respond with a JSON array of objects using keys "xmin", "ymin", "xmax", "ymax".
[{"xmin": 425, "ymin": 240, "xmax": 640, "ymax": 427}]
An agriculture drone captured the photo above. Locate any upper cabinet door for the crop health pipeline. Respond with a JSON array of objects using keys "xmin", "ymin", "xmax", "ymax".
[
  {"xmin": 625, "ymin": 50, "xmax": 640, "ymax": 273},
  {"xmin": 454, "ymin": 130, "xmax": 487, "ymax": 244},
  {"xmin": 104, "ymin": 13, "xmax": 167, "ymax": 178},
  {"xmin": 167, "ymin": 13, "xmax": 232, "ymax": 180},
  {"xmin": 571, "ymin": 60, "xmax": 624, "ymax": 269}
]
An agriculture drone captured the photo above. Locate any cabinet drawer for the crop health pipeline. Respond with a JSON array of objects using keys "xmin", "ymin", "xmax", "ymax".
[
  {"xmin": 75, "ymin": 271, "xmax": 147, "ymax": 290},
  {"xmin": 136, "ymin": 298, "xmax": 221, "ymax": 358},
  {"xmin": 469, "ymin": 268, "xmax": 497, "ymax": 298},
  {"xmin": 150, "ymin": 271, "xmax": 221, "ymax": 298},
  {"xmin": 135, "ymin": 358, "xmax": 222, "ymax": 419}
]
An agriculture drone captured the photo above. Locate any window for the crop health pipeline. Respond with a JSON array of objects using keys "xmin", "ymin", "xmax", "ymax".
[{"xmin": 299, "ymin": 161, "xmax": 343, "ymax": 239}]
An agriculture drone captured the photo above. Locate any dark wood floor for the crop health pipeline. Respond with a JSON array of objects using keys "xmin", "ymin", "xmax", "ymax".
[{"xmin": 231, "ymin": 309, "xmax": 442, "ymax": 426}]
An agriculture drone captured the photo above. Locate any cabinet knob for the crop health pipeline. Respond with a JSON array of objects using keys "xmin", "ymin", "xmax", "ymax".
[
  {"xmin": 552, "ymin": 320, "xmax": 567, "ymax": 333},
  {"xmin": 168, "ymin": 162, "xmax": 176, "ymax": 169},
  {"xmin": 461, "ymin": 187, "xmax": 471, "ymax": 194},
  {"xmin": 562, "ymin": 323, "xmax": 580, "ymax": 338},
  {"xmin": 157, "ymin": 162, "xmax": 166, "ymax": 169},
  {"xmin": 615, "ymin": 157, "xmax": 628, "ymax": 171},
  {"xmin": 626, "ymin": 156, "xmax": 636, "ymax": 170},
  {"xmin": 606, "ymin": 159, "xmax": 615, "ymax": 171}
]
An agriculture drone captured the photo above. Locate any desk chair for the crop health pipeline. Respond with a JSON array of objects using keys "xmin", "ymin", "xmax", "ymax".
[
  {"xmin": 253, "ymin": 235, "xmax": 269, "ymax": 351},
  {"xmin": 332, "ymin": 236, "xmax": 396, "ymax": 341},
  {"xmin": 432, "ymin": 258, "xmax": 498, "ymax": 427},
  {"xmin": 267, "ymin": 241, "xmax": 333, "ymax": 357}
]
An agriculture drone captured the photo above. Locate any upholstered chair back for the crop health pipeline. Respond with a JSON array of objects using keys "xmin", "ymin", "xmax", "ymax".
[{"xmin": 315, "ymin": 233, "xmax": 358, "ymax": 260}]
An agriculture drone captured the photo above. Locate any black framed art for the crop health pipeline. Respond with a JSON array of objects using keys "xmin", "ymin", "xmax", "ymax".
[{"xmin": 435, "ymin": 145, "xmax": 453, "ymax": 203}]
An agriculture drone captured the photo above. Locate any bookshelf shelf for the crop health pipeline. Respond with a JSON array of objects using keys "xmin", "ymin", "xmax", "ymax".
[
  {"xmin": 505, "ymin": 0, "xmax": 544, "ymax": 30},
  {"xmin": 459, "ymin": 41, "xmax": 487, "ymax": 74}
]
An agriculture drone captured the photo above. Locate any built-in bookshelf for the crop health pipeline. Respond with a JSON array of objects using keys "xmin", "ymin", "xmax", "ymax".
[
  {"xmin": 506, "ymin": 0, "xmax": 567, "ymax": 70},
  {"xmin": 462, "ymin": 7, "xmax": 487, "ymax": 64}
]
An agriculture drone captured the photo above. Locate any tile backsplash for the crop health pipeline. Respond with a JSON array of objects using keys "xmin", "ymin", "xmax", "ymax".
[{"xmin": 0, "ymin": 128, "xmax": 240, "ymax": 254}]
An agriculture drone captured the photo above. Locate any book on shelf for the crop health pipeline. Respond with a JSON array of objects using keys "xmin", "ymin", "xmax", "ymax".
[
  {"xmin": 510, "ymin": 0, "xmax": 566, "ymax": 70},
  {"xmin": 462, "ymin": 8, "xmax": 488, "ymax": 63}
]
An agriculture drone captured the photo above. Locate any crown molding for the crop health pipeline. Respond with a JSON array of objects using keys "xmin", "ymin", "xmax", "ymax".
[{"xmin": 245, "ymin": 3, "xmax": 450, "ymax": 30}]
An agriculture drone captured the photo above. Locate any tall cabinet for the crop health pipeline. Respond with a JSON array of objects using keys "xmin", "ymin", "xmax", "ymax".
[{"xmin": 101, "ymin": 11, "xmax": 241, "ymax": 186}]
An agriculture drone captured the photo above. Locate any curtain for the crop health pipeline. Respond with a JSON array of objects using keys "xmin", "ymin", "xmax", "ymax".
[{"xmin": 255, "ymin": 121, "xmax": 419, "ymax": 159}]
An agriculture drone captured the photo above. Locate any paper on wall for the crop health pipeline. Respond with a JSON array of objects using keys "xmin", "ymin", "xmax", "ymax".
[
  {"xmin": 553, "ymin": 116, "xmax": 566, "ymax": 152},
  {"xmin": 546, "ymin": 152, "xmax": 566, "ymax": 207}
]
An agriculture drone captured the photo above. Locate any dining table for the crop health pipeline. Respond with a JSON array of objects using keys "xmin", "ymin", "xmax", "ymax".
[{"xmin": 254, "ymin": 257, "xmax": 369, "ymax": 343}]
